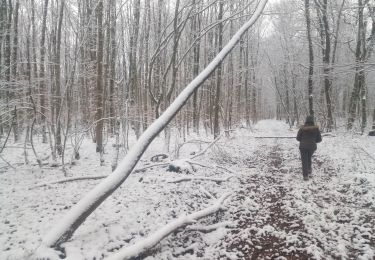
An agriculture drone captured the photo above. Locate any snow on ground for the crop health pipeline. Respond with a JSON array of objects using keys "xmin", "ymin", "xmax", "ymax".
[{"xmin": 0, "ymin": 120, "xmax": 374, "ymax": 259}]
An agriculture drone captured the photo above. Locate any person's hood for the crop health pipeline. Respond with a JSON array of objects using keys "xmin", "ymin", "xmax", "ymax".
[
  {"xmin": 305, "ymin": 115, "xmax": 314, "ymax": 125},
  {"xmin": 300, "ymin": 125, "xmax": 319, "ymax": 131}
]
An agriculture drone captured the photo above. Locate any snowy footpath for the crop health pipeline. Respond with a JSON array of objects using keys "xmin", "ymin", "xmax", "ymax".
[{"xmin": 1, "ymin": 120, "xmax": 374, "ymax": 259}]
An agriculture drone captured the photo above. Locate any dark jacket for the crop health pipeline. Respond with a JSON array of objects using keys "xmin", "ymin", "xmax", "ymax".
[{"xmin": 296, "ymin": 125, "xmax": 322, "ymax": 150}]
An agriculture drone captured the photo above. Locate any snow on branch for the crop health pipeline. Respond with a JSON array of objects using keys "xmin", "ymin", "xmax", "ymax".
[
  {"xmin": 29, "ymin": 175, "xmax": 108, "ymax": 190},
  {"xmin": 104, "ymin": 193, "xmax": 231, "ymax": 260},
  {"xmin": 133, "ymin": 162, "xmax": 169, "ymax": 173},
  {"xmin": 30, "ymin": 163, "xmax": 170, "ymax": 190},
  {"xmin": 0, "ymin": 154, "xmax": 16, "ymax": 170},
  {"xmin": 186, "ymin": 221, "xmax": 235, "ymax": 233},
  {"xmin": 185, "ymin": 160, "xmax": 236, "ymax": 174},
  {"xmin": 199, "ymin": 186, "xmax": 216, "ymax": 199},
  {"xmin": 167, "ymin": 175, "xmax": 233, "ymax": 184},
  {"xmin": 174, "ymin": 139, "xmax": 210, "ymax": 156},
  {"xmin": 355, "ymin": 146, "xmax": 375, "ymax": 161},
  {"xmin": 190, "ymin": 132, "xmax": 224, "ymax": 159}
]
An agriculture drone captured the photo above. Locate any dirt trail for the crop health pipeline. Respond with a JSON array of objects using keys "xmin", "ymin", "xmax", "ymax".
[
  {"xmin": 224, "ymin": 136, "xmax": 375, "ymax": 260},
  {"xmin": 226, "ymin": 141, "xmax": 311, "ymax": 259}
]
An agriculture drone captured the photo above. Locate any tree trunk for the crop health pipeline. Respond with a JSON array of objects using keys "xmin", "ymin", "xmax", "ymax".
[
  {"xmin": 0, "ymin": 0, "xmax": 7, "ymax": 137},
  {"xmin": 244, "ymin": 37, "xmax": 251, "ymax": 127},
  {"xmin": 237, "ymin": 39, "xmax": 244, "ymax": 124},
  {"xmin": 129, "ymin": 0, "xmax": 141, "ymax": 138},
  {"xmin": 11, "ymin": 0, "xmax": 19, "ymax": 142},
  {"xmin": 321, "ymin": 0, "xmax": 334, "ymax": 131},
  {"xmin": 251, "ymin": 56, "xmax": 257, "ymax": 123},
  {"xmin": 142, "ymin": 0, "xmax": 150, "ymax": 130},
  {"xmin": 53, "ymin": 0, "xmax": 64, "ymax": 155},
  {"xmin": 95, "ymin": 0, "xmax": 104, "ymax": 153},
  {"xmin": 284, "ymin": 64, "xmax": 291, "ymax": 125},
  {"xmin": 31, "ymin": 0, "xmax": 38, "ymax": 79},
  {"xmin": 164, "ymin": 0, "xmax": 181, "ymax": 152},
  {"xmin": 39, "ymin": 0, "xmax": 48, "ymax": 143},
  {"xmin": 4, "ymin": 0, "xmax": 11, "ymax": 108},
  {"xmin": 347, "ymin": 0, "xmax": 365, "ymax": 130},
  {"xmin": 108, "ymin": 0, "xmax": 116, "ymax": 134},
  {"xmin": 304, "ymin": 0, "xmax": 314, "ymax": 118},
  {"xmin": 213, "ymin": 1, "xmax": 224, "ymax": 139},
  {"xmin": 225, "ymin": 5, "xmax": 234, "ymax": 134},
  {"xmin": 192, "ymin": 0, "xmax": 201, "ymax": 134},
  {"xmin": 292, "ymin": 73, "xmax": 299, "ymax": 125},
  {"xmin": 360, "ymin": 74, "xmax": 366, "ymax": 133}
]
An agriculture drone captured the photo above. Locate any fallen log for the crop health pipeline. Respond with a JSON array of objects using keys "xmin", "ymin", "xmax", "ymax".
[
  {"xmin": 167, "ymin": 176, "xmax": 232, "ymax": 184},
  {"xmin": 254, "ymin": 136, "xmax": 295, "ymax": 139},
  {"xmin": 104, "ymin": 193, "xmax": 231, "ymax": 260},
  {"xmin": 29, "ymin": 175, "xmax": 108, "ymax": 189},
  {"xmin": 30, "ymin": 163, "xmax": 170, "ymax": 189},
  {"xmin": 186, "ymin": 221, "xmax": 234, "ymax": 233}
]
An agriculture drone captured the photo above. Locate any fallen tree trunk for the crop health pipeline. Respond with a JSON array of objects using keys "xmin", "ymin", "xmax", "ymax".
[
  {"xmin": 36, "ymin": 0, "xmax": 268, "ymax": 250},
  {"xmin": 29, "ymin": 175, "xmax": 109, "ymax": 189},
  {"xmin": 254, "ymin": 136, "xmax": 295, "ymax": 139},
  {"xmin": 30, "ymin": 163, "xmax": 170, "ymax": 190},
  {"xmin": 190, "ymin": 132, "xmax": 224, "ymax": 159},
  {"xmin": 0, "ymin": 154, "xmax": 15, "ymax": 170},
  {"xmin": 186, "ymin": 221, "xmax": 234, "ymax": 232},
  {"xmin": 104, "ymin": 193, "xmax": 231, "ymax": 260},
  {"xmin": 167, "ymin": 176, "xmax": 233, "ymax": 184}
]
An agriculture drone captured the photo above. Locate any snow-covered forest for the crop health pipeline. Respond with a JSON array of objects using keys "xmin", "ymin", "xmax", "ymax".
[{"xmin": 1, "ymin": 0, "xmax": 375, "ymax": 259}]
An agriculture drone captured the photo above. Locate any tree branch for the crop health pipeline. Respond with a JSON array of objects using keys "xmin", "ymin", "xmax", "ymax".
[
  {"xmin": 167, "ymin": 176, "xmax": 232, "ymax": 184},
  {"xmin": 104, "ymin": 193, "xmax": 231, "ymax": 260}
]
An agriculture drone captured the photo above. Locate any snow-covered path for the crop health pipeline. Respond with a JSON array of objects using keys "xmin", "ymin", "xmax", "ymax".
[
  {"xmin": 1, "ymin": 120, "xmax": 374, "ymax": 259},
  {"xmin": 222, "ymin": 123, "xmax": 375, "ymax": 259}
]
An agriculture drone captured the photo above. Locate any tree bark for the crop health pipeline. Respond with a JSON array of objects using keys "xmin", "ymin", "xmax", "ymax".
[
  {"xmin": 108, "ymin": 0, "xmax": 116, "ymax": 134},
  {"xmin": 129, "ymin": 0, "xmax": 141, "ymax": 138},
  {"xmin": 244, "ymin": 37, "xmax": 251, "ymax": 127},
  {"xmin": 213, "ymin": 1, "xmax": 224, "ymax": 139},
  {"xmin": 95, "ymin": 0, "xmax": 104, "ymax": 153},
  {"xmin": 0, "ymin": 0, "xmax": 7, "ymax": 137},
  {"xmin": 192, "ymin": 0, "xmax": 201, "ymax": 133},
  {"xmin": 53, "ymin": 0, "xmax": 64, "ymax": 155},
  {"xmin": 31, "ymin": 0, "xmax": 38, "ymax": 79},
  {"xmin": 321, "ymin": 0, "xmax": 334, "ymax": 131},
  {"xmin": 304, "ymin": 0, "xmax": 314, "ymax": 118},
  {"xmin": 4, "ymin": 0, "xmax": 11, "ymax": 107},
  {"xmin": 11, "ymin": 0, "xmax": 19, "ymax": 142},
  {"xmin": 39, "ymin": 0, "xmax": 48, "ymax": 143},
  {"xmin": 347, "ymin": 0, "xmax": 365, "ymax": 130}
]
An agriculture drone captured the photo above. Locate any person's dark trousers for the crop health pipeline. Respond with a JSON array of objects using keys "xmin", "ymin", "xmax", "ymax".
[{"xmin": 299, "ymin": 148, "xmax": 315, "ymax": 178}]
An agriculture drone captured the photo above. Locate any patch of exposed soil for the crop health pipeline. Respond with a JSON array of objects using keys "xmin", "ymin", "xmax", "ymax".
[{"xmin": 227, "ymin": 145, "xmax": 311, "ymax": 259}]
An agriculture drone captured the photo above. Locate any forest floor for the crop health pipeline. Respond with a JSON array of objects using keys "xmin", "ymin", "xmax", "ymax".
[{"xmin": 1, "ymin": 120, "xmax": 375, "ymax": 260}]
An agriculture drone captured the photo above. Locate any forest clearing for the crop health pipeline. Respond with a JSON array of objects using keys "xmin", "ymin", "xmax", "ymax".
[{"xmin": 1, "ymin": 0, "xmax": 375, "ymax": 259}]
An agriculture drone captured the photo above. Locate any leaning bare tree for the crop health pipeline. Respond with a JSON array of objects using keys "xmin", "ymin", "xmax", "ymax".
[{"xmin": 35, "ymin": 0, "xmax": 268, "ymax": 253}]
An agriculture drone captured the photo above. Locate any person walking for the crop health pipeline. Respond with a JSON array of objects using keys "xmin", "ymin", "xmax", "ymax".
[{"xmin": 296, "ymin": 116, "xmax": 322, "ymax": 180}]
